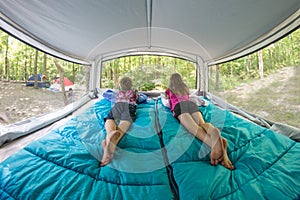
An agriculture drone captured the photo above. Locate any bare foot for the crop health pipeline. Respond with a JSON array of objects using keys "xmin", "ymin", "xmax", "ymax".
[
  {"xmin": 100, "ymin": 130, "xmax": 121, "ymax": 166},
  {"xmin": 210, "ymin": 135, "xmax": 235, "ymax": 170},
  {"xmin": 220, "ymin": 138, "xmax": 235, "ymax": 170},
  {"xmin": 100, "ymin": 140, "xmax": 110, "ymax": 166},
  {"xmin": 209, "ymin": 127, "xmax": 235, "ymax": 170},
  {"xmin": 210, "ymin": 140, "xmax": 223, "ymax": 166},
  {"xmin": 210, "ymin": 129, "xmax": 223, "ymax": 166}
]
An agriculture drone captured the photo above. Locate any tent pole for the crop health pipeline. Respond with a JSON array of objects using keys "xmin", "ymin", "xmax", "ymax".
[
  {"xmin": 146, "ymin": 0, "xmax": 153, "ymax": 48},
  {"xmin": 89, "ymin": 61, "xmax": 97, "ymax": 91},
  {"xmin": 197, "ymin": 57, "xmax": 208, "ymax": 94},
  {"xmin": 95, "ymin": 57, "xmax": 102, "ymax": 89}
]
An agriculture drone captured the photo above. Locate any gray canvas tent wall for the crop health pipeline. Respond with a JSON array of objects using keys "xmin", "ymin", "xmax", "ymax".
[{"xmin": 0, "ymin": 0, "xmax": 300, "ymax": 145}]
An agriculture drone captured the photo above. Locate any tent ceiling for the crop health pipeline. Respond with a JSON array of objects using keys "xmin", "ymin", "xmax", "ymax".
[{"xmin": 0, "ymin": 0, "xmax": 299, "ymax": 65}]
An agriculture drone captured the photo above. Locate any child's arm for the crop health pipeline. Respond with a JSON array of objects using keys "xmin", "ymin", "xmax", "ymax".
[
  {"xmin": 165, "ymin": 93, "xmax": 169, "ymax": 99},
  {"xmin": 135, "ymin": 89, "xmax": 139, "ymax": 102},
  {"xmin": 165, "ymin": 89, "xmax": 170, "ymax": 99}
]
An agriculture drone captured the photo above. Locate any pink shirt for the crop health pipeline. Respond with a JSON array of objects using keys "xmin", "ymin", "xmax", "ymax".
[
  {"xmin": 116, "ymin": 90, "xmax": 137, "ymax": 104},
  {"xmin": 165, "ymin": 88, "xmax": 189, "ymax": 111}
]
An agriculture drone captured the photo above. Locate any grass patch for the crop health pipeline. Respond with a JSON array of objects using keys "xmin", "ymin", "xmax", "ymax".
[{"xmin": 221, "ymin": 66, "xmax": 300, "ymax": 129}]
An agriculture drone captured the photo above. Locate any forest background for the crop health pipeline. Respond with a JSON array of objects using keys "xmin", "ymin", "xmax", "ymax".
[{"xmin": 0, "ymin": 28, "xmax": 299, "ymax": 128}]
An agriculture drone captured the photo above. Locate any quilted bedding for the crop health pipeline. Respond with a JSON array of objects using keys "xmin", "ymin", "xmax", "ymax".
[{"xmin": 0, "ymin": 98, "xmax": 300, "ymax": 199}]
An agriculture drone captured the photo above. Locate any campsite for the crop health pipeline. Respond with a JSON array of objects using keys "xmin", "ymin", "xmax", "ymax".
[
  {"xmin": 25, "ymin": 74, "xmax": 50, "ymax": 88},
  {"xmin": 0, "ymin": 65, "xmax": 299, "ymax": 128},
  {"xmin": 0, "ymin": 1, "xmax": 300, "ymax": 199},
  {"xmin": 0, "ymin": 81, "xmax": 64, "ymax": 125}
]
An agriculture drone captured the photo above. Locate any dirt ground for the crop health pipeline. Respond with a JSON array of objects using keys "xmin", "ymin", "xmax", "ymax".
[
  {"xmin": 0, "ymin": 66, "xmax": 299, "ymax": 128},
  {"xmin": 0, "ymin": 82, "xmax": 65, "ymax": 125},
  {"xmin": 218, "ymin": 65, "xmax": 300, "ymax": 128}
]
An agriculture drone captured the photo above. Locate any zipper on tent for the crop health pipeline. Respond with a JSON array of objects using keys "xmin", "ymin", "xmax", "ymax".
[{"xmin": 154, "ymin": 99, "xmax": 179, "ymax": 200}]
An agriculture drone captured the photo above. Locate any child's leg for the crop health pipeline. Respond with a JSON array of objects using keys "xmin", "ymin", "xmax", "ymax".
[
  {"xmin": 118, "ymin": 120, "xmax": 132, "ymax": 135},
  {"xmin": 101, "ymin": 130, "xmax": 121, "ymax": 166},
  {"xmin": 101, "ymin": 120, "xmax": 131, "ymax": 166},
  {"xmin": 101, "ymin": 119, "xmax": 118, "ymax": 166},
  {"xmin": 177, "ymin": 113, "xmax": 212, "ymax": 148},
  {"xmin": 178, "ymin": 113, "xmax": 223, "ymax": 165},
  {"xmin": 105, "ymin": 119, "xmax": 117, "ymax": 133},
  {"xmin": 191, "ymin": 112, "xmax": 234, "ymax": 170},
  {"xmin": 191, "ymin": 111, "xmax": 206, "ymax": 127}
]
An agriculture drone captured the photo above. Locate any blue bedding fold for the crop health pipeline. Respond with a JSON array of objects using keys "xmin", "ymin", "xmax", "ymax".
[{"xmin": 1, "ymin": 97, "xmax": 300, "ymax": 199}]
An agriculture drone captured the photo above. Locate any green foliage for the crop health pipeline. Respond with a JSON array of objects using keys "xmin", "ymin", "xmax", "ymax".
[
  {"xmin": 101, "ymin": 55, "xmax": 197, "ymax": 91},
  {"xmin": 141, "ymin": 82, "xmax": 156, "ymax": 91},
  {"xmin": 216, "ymin": 29, "xmax": 300, "ymax": 90},
  {"xmin": 0, "ymin": 30, "xmax": 84, "ymax": 83}
]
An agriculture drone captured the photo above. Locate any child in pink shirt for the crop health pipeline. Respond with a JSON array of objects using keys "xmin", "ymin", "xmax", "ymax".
[{"xmin": 165, "ymin": 73, "xmax": 234, "ymax": 170}]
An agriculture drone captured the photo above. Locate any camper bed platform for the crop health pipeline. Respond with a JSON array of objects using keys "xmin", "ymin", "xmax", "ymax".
[{"xmin": 1, "ymin": 96, "xmax": 300, "ymax": 199}]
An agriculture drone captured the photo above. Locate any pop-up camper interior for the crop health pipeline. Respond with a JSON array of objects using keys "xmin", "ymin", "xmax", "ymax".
[{"xmin": 0, "ymin": 1, "xmax": 300, "ymax": 199}]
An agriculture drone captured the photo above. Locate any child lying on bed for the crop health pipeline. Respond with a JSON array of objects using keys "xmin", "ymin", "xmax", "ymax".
[
  {"xmin": 165, "ymin": 73, "xmax": 235, "ymax": 170},
  {"xmin": 100, "ymin": 76, "xmax": 138, "ymax": 166}
]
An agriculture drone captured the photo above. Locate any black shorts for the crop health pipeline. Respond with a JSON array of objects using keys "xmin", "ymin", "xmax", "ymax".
[
  {"xmin": 173, "ymin": 100, "xmax": 199, "ymax": 118},
  {"xmin": 105, "ymin": 102, "xmax": 137, "ymax": 123}
]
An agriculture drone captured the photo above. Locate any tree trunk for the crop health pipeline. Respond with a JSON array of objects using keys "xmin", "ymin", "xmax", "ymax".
[
  {"xmin": 29, "ymin": 55, "xmax": 33, "ymax": 76},
  {"xmin": 113, "ymin": 59, "xmax": 118, "ymax": 89},
  {"xmin": 43, "ymin": 53, "xmax": 47, "ymax": 76},
  {"xmin": 53, "ymin": 58, "xmax": 68, "ymax": 105},
  {"xmin": 258, "ymin": 49, "xmax": 264, "ymax": 79},
  {"xmin": 34, "ymin": 49, "xmax": 38, "ymax": 89},
  {"xmin": 244, "ymin": 57, "xmax": 249, "ymax": 72},
  {"xmin": 248, "ymin": 54, "xmax": 253, "ymax": 72},
  {"xmin": 215, "ymin": 65, "xmax": 220, "ymax": 90},
  {"xmin": 85, "ymin": 66, "xmax": 90, "ymax": 91},
  {"xmin": 109, "ymin": 62, "xmax": 113, "ymax": 81},
  {"xmin": 24, "ymin": 59, "xmax": 27, "ymax": 82},
  {"xmin": 72, "ymin": 63, "xmax": 76, "ymax": 83},
  {"xmin": 129, "ymin": 56, "xmax": 132, "ymax": 71},
  {"xmin": 4, "ymin": 35, "xmax": 9, "ymax": 80}
]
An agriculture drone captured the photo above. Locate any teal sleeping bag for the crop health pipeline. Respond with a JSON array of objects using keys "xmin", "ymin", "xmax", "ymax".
[
  {"xmin": 157, "ymin": 97, "xmax": 300, "ymax": 199},
  {"xmin": 0, "ymin": 99, "xmax": 174, "ymax": 199},
  {"xmin": 1, "ymin": 98, "xmax": 300, "ymax": 199}
]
